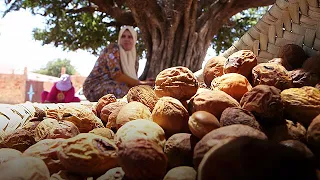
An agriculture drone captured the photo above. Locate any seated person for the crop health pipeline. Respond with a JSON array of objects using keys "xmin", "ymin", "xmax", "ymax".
[
  {"xmin": 41, "ymin": 74, "xmax": 81, "ymax": 103},
  {"xmin": 83, "ymin": 26, "xmax": 153, "ymax": 102}
]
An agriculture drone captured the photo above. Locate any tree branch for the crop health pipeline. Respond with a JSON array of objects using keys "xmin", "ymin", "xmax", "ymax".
[
  {"xmin": 66, "ymin": 6, "xmax": 98, "ymax": 14},
  {"xmin": 89, "ymin": 0, "xmax": 135, "ymax": 25}
]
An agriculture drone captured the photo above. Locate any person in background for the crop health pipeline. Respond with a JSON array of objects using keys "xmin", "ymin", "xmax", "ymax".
[
  {"xmin": 83, "ymin": 26, "xmax": 154, "ymax": 101},
  {"xmin": 41, "ymin": 74, "xmax": 81, "ymax": 103}
]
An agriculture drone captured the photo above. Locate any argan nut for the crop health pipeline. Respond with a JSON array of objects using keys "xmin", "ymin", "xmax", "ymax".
[
  {"xmin": 0, "ymin": 148, "xmax": 22, "ymax": 165},
  {"xmin": 278, "ymin": 44, "xmax": 308, "ymax": 70},
  {"xmin": 95, "ymin": 94, "xmax": 117, "ymax": 118},
  {"xmin": 152, "ymin": 97, "xmax": 189, "ymax": 136},
  {"xmin": 116, "ymin": 101, "xmax": 152, "ymax": 129},
  {"xmin": 197, "ymin": 137, "xmax": 316, "ymax": 180},
  {"xmin": 127, "ymin": 85, "xmax": 159, "ymax": 112},
  {"xmin": 224, "ymin": 50, "xmax": 257, "ymax": 79},
  {"xmin": 58, "ymin": 133, "xmax": 118, "ymax": 176},
  {"xmin": 188, "ymin": 111, "xmax": 220, "ymax": 139},
  {"xmin": 117, "ymin": 138, "xmax": 167, "ymax": 180},
  {"xmin": 0, "ymin": 157, "xmax": 50, "ymax": 179},
  {"xmin": 289, "ymin": 68, "xmax": 319, "ymax": 88},
  {"xmin": 89, "ymin": 128, "xmax": 115, "ymax": 141},
  {"xmin": 240, "ymin": 85, "xmax": 284, "ymax": 126},
  {"xmin": 302, "ymin": 55, "xmax": 320, "ymax": 78},
  {"xmin": 252, "ymin": 63, "xmax": 293, "ymax": 90},
  {"xmin": 96, "ymin": 167, "xmax": 125, "ymax": 180},
  {"xmin": 164, "ymin": 166, "xmax": 197, "ymax": 180},
  {"xmin": 189, "ymin": 89, "xmax": 240, "ymax": 119},
  {"xmin": 35, "ymin": 118, "xmax": 79, "ymax": 141},
  {"xmin": 220, "ymin": 107, "xmax": 261, "ymax": 131},
  {"xmin": 280, "ymin": 140, "xmax": 314, "ymax": 159},
  {"xmin": 0, "ymin": 129, "xmax": 36, "ymax": 152},
  {"xmin": 264, "ymin": 120, "xmax": 306, "ymax": 143},
  {"xmin": 164, "ymin": 133, "xmax": 198, "ymax": 169},
  {"xmin": 23, "ymin": 138, "xmax": 65, "ymax": 174},
  {"xmin": 46, "ymin": 105, "xmax": 104, "ymax": 133},
  {"xmin": 155, "ymin": 66, "xmax": 198, "ymax": 100},
  {"xmin": 193, "ymin": 124, "xmax": 267, "ymax": 169},
  {"xmin": 211, "ymin": 73, "xmax": 252, "ymax": 101},
  {"xmin": 203, "ymin": 56, "xmax": 227, "ymax": 87},
  {"xmin": 281, "ymin": 86, "xmax": 320, "ymax": 126}
]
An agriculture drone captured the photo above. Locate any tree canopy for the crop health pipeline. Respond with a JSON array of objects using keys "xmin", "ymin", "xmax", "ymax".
[
  {"xmin": 33, "ymin": 58, "xmax": 77, "ymax": 77},
  {"xmin": 4, "ymin": 0, "xmax": 274, "ymax": 78}
]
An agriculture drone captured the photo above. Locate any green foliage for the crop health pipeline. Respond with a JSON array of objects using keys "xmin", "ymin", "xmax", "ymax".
[
  {"xmin": 3, "ymin": 1, "xmax": 267, "ymax": 57},
  {"xmin": 212, "ymin": 6, "xmax": 269, "ymax": 55},
  {"xmin": 33, "ymin": 58, "xmax": 77, "ymax": 77}
]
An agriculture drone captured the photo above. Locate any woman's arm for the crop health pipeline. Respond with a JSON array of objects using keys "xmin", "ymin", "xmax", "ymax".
[{"xmin": 114, "ymin": 73, "xmax": 140, "ymax": 87}]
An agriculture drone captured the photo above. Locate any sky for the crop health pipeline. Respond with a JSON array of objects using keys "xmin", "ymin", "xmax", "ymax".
[{"xmin": 0, "ymin": 2, "xmax": 214, "ymax": 77}]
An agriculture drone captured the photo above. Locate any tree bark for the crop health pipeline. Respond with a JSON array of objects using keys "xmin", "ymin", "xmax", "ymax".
[{"xmin": 125, "ymin": 0, "xmax": 275, "ymax": 79}]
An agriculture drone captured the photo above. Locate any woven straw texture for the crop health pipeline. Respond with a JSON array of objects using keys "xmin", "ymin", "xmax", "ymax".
[
  {"xmin": 222, "ymin": 0, "xmax": 320, "ymax": 62},
  {"xmin": 0, "ymin": 102, "xmax": 95, "ymax": 134}
]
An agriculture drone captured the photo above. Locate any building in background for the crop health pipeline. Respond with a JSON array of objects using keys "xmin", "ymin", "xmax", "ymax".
[{"xmin": 0, "ymin": 67, "xmax": 85, "ymax": 104}]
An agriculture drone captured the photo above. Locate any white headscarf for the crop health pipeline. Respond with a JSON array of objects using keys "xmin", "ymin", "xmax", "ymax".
[{"xmin": 118, "ymin": 26, "xmax": 138, "ymax": 80}]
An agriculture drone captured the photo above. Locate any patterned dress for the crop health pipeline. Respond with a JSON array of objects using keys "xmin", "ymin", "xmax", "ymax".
[{"xmin": 83, "ymin": 43, "xmax": 137, "ymax": 101}]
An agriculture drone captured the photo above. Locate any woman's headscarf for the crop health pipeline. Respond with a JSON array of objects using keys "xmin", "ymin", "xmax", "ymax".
[{"xmin": 118, "ymin": 26, "xmax": 138, "ymax": 80}]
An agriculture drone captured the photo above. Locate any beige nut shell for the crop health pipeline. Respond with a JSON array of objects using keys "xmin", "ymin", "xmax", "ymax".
[{"xmin": 155, "ymin": 66, "xmax": 198, "ymax": 100}]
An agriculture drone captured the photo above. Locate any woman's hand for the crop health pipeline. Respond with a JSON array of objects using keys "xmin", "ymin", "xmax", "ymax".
[{"xmin": 139, "ymin": 80, "xmax": 155, "ymax": 86}]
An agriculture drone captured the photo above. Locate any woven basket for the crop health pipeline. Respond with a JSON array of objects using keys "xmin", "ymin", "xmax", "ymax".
[
  {"xmin": 0, "ymin": 102, "xmax": 96, "ymax": 134},
  {"xmin": 222, "ymin": 0, "xmax": 320, "ymax": 62}
]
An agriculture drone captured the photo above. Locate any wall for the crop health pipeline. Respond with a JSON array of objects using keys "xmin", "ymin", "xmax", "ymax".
[
  {"xmin": 0, "ymin": 73, "xmax": 26, "ymax": 104},
  {"xmin": 0, "ymin": 73, "xmax": 86, "ymax": 104}
]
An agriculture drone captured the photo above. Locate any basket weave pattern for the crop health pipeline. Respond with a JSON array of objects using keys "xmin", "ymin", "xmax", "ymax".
[{"xmin": 222, "ymin": 0, "xmax": 320, "ymax": 62}]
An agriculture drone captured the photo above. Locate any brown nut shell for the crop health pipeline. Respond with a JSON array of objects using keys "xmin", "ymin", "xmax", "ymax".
[
  {"xmin": 289, "ymin": 68, "xmax": 319, "ymax": 88},
  {"xmin": 302, "ymin": 55, "xmax": 320, "ymax": 77},
  {"xmin": 264, "ymin": 120, "xmax": 306, "ymax": 143},
  {"xmin": 58, "ymin": 133, "xmax": 118, "ymax": 176},
  {"xmin": 127, "ymin": 85, "xmax": 159, "ymax": 112},
  {"xmin": 116, "ymin": 101, "xmax": 152, "ymax": 129},
  {"xmin": 155, "ymin": 66, "xmax": 198, "ymax": 100},
  {"xmin": 281, "ymin": 86, "xmax": 320, "ymax": 126},
  {"xmin": 224, "ymin": 50, "xmax": 257, "ymax": 78},
  {"xmin": 307, "ymin": 114, "xmax": 320, "ymax": 158},
  {"xmin": 164, "ymin": 133, "xmax": 198, "ymax": 169},
  {"xmin": 164, "ymin": 166, "xmax": 197, "ymax": 180},
  {"xmin": 278, "ymin": 44, "xmax": 308, "ymax": 70},
  {"xmin": 152, "ymin": 97, "xmax": 189, "ymax": 136},
  {"xmin": 95, "ymin": 94, "xmax": 117, "ymax": 118},
  {"xmin": 240, "ymin": 85, "xmax": 284, "ymax": 126},
  {"xmin": 96, "ymin": 167, "xmax": 125, "ymax": 180},
  {"xmin": 197, "ymin": 136, "xmax": 316, "ymax": 180},
  {"xmin": 117, "ymin": 138, "xmax": 167, "ymax": 180},
  {"xmin": 203, "ymin": 56, "xmax": 227, "ymax": 87},
  {"xmin": 0, "ymin": 129, "xmax": 36, "ymax": 152},
  {"xmin": 46, "ymin": 105, "xmax": 104, "ymax": 133},
  {"xmin": 35, "ymin": 118, "xmax": 79, "ymax": 141},
  {"xmin": 189, "ymin": 89, "xmax": 240, "ymax": 119},
  {"xmin": 0, "ymin": 156, "xmax": 50, "ymax": 179},
  {"xmin": 252, "ymin": 63, "xmax": 293, "ymax": 90},
  {"xmin": 115, "ymin": 119, "xmax": 166, "ymax": 148},
  {"xmin": 0, "ymin": 148, "xmax": 22, "ymax": 165},
  {"xmin": 101, "ymin": 101, "xmax": 127, "ymax": 129},
  {"xmin": 280, "ymin": 140, "xmax": 314, "ymax": 159},
  {"xmin": 89, "ymin": 128, "xmax": 115, "ymax": 141},
  {"xmin": 188, "ymin": 111, "xmax": 220, "ymax": 139},
  {"xmin": 211, "ymin": 73, "xmax": 252, "ymax": 101},
  {"xmin": 23, "ymin": 138, "xmax": 65, "ymax": 174},
  {"xmin": 193, "ymin": 124, "xmax": 267, "ymax": 169},
  {"xmin": 220, "ymin": 107, "xmax": 261, "ymax": 131}
]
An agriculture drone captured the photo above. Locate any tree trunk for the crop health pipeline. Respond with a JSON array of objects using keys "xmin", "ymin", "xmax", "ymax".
[{"xmin": 126, "ymin": 0, "xmax": 275, "ymax": 79}]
